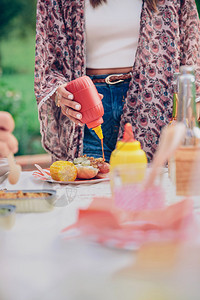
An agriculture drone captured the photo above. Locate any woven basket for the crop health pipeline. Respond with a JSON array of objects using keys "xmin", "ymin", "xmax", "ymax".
[{"xmin": 170, "ymin": 146, "xmax": 200, "ymax": 196}]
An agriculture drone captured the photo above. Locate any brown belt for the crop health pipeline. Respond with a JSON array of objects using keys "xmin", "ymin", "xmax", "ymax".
[{"xmin": 91, "ymin": 72, "xmax": 132, "ymax": 85}]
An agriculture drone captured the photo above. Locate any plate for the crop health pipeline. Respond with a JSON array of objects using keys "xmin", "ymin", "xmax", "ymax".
[{"xmin": 32, "ymin": 169, "xmax": 110, "ymax": 185}]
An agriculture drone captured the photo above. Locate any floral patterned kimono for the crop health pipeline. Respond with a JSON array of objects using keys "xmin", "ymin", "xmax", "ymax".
[{"xmin": 34, "ymin": 0, "xmax": 200, "ymax": 162}]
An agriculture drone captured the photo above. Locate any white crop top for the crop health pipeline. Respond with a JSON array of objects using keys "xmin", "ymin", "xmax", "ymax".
[{"xmin": 85, "ymin": 0, "xmax": 142, "ymax": 69}]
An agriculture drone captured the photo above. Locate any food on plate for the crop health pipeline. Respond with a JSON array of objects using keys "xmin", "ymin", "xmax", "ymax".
[
  {"xmin": 73, "ymin": 155, "xmax": 110, "ymax": 179},
  {"xmin": 48, "ymin": 156, "xmax": 110, "ymax": 181},
  {"xmin": 0, "ymin": 190, "xmax": 50, "ymax": 199},
  {"xmin": 73, "ymin": 156, "xmax": 98, "ymax": 179},
  {"xmin": 50, "ymin": 161, "xmax": 77, "ymax": 181},
  {"xmin": 75, "ymin": 165, "xmax": 99, "ymax": 179}
]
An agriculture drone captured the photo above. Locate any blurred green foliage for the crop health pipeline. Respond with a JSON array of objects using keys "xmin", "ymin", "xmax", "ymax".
[
  {"xmin": 0, "ymin": 33, "xmax": 45, "ymax": 155},
  {"xmin": 0, "ymin": 0, "xmax": 22, "ymax": 40},
  {"xmin": 0, "ymin": 82, "xmax": 21, "ymax": 115},
  {"xmin": 0, "ymin": 79, "xmax": 41, "ymax": 155},
  {"xmin": 0, "ymin": 0, "xmax": 45, "ymax": 155},
  {"xmin": 0, "ymin": 0, "xmax": 36, "ymax": 40}
]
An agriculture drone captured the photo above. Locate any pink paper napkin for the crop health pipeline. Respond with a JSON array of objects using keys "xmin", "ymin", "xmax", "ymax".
[{"xmin": 61, "ymin": 197, "xmax": 198, "ymax": 250}]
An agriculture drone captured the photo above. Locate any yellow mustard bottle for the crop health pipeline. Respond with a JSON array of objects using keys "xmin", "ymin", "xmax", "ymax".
[{"xmin": 110, "ymin": 123, "xmax": 147, "ymax": 186}]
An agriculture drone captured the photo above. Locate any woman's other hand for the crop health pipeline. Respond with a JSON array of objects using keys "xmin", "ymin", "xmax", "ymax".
[{"xmin": 0, "ymin": 112, "xmax": 18, "ymax": 158}]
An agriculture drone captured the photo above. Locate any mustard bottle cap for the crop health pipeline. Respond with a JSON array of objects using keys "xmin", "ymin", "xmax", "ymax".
[
  {"xmin": 116, "ymin": 123, "xmax": 142, "ymax": 151},
  {"xmin": 92, "ymin": 125, "xmax": 103, "ymax": 140}
]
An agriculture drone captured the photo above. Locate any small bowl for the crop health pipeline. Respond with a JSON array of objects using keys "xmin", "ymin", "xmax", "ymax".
[{"xmin": 0, "ymin": 205, "xmax": 16, "ymax": 229}]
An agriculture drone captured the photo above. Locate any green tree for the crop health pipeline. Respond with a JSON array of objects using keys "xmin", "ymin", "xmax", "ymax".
[
  {"xmin": 0, "ymin": 0, "xmax": 36, "ymax": 71},
  {"xmin": 0, "ymin": 0, "xmax": 22, "ymax": 71},
  {"xmin": 0, "ymin": 0, "xmax": 22, "ymax": 39},
  {"xmin": 196, "ymin": 0, "xmax": 200, "ymax": 16},
  {"xmin": 13, "ymin": 0, "xmax": 37, "ymax": 37}
]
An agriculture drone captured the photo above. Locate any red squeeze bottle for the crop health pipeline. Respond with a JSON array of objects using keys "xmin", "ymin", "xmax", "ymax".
[{"xmin": 66, "ymin": 76, "xmax": 104, "ymax": 140}]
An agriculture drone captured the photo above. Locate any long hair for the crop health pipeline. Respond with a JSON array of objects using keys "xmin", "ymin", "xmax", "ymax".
[
  {"xmin": 89, "ymin": 0, "xmax": 107, "ymax": 8},
  {"xmin": 89, "ymin": 0, "xmax": 158, "ymax": 11}
]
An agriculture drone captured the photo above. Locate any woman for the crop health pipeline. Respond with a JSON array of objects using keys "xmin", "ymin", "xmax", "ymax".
[
  {"xmin": 34, "ymin": 0, "xmax": 200, "ymax": 162},
  {"xmin": 0, "ymin": 112, "xmax": 18, "ymax": 178}
]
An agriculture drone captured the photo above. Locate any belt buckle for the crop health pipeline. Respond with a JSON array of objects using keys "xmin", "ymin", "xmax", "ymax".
[{"xmin": 105, "ymin": 73, "xmax": 124, "ymax": 85}]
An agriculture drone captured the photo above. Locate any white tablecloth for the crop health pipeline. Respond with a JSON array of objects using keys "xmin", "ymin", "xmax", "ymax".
[
  {"xmin": 1, "ymin": 171, "xmax": 200, "ymax": 300},
  {"xmin": 0, "ymin": 172, "xmax": 133, "ymax": 300}
]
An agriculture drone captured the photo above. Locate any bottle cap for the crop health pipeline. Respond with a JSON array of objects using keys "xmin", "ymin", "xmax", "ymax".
[
  {"xmin": 180, "ymin": 65, "xmax": 195, "ymax": 75},
  {"xmin": 122, "ymin": 123, "xmax": 135, "ymax": 142},
  {"xmin": 116, "ymin": 123, "xmax": 141, "ymax": 151},
  {"xmin": 92, "ymin": 125, "xmax": 103, "ymax": 140}
]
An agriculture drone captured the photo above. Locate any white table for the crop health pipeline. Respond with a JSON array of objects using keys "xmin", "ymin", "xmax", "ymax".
[
  {"xmin": 1, "ymin": 172, "xmax": 200, "ymax": 300},
  {"xmin": 0, "ymin": 172, "xmax": 134, "ymax": 300}
]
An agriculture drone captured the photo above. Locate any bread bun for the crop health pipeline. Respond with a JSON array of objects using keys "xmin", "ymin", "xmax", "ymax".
[
  {"xmin": 76, "ymin": 165, "xmax": 99, "ymax": 179},
  {"xmin": 95, "ymin": 172, "xmax": 109, "ymax": 179}
]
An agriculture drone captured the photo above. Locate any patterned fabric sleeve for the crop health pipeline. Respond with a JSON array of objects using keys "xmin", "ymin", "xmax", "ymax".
[
  {"xmin": 34, "ymin": 0, "xmax": 85, "ymax": 161},
  {"xmin": 34, "ymin": 0, "xmax": 73, "ymax": 160},
  {"xmin": 34, "ymin": 0, "xmax": 70, "ymax": 104},
  {"xmin": 179, "ymin": 0, "xmax": 200, "ymax": 97}
]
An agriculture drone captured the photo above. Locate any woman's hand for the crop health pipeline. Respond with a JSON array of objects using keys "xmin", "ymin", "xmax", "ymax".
[
  {"xmin": 55, "ymin": 83, "xmax": 103, "ymax": 126},
  {"xmin": 55, "ymin": 83, "xmax": 84, "ymax": 126},
  {"xmin": 0, "ymin": 112, "xmax": 18, "ymax": 158}
]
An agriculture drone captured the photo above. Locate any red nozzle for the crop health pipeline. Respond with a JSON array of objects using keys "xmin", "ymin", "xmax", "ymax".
[{"xmin": 123, "ymin": 123, "xmax": 135, "ymax": 142}]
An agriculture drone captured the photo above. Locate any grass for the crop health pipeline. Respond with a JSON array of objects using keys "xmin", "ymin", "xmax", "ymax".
[
  {"xmin": 0, "ymin": 33, "xmax": 45, "ymax": 155},
  {"xmin": 1, "ymin": 33, "xmax": 35, "ymax": 73}
]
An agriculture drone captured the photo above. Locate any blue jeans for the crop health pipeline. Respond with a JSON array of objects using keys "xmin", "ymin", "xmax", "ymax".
[{"xmin": 83, "ymin": 74, "xmax": 130, "ymax": 162}]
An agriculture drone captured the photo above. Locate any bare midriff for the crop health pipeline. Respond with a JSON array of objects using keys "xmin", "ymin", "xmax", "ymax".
[{"xmin": 86, "ymin": 66, "xmax": 133, "ymax": 76}]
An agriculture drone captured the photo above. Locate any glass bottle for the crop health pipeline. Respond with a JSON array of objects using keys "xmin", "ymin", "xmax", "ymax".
[
  {"xmin": 171, "ymin": 65, "xmax": 200, "ymax": 201},
  {"xmin": 177, "ymin": 65, "xmax": 198, "ymax": 145}
]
